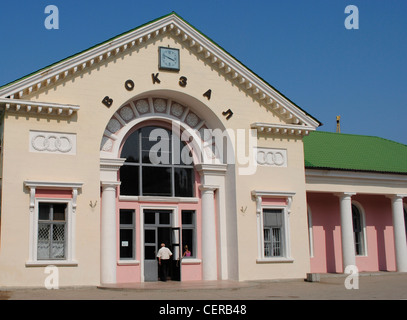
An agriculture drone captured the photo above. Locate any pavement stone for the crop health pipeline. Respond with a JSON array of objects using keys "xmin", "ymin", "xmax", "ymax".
[{"xmin": 0, "ymin": 272, "xmax": 406, "ymax": 301}]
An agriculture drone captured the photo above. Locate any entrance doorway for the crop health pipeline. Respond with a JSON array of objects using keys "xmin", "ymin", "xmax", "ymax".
[{"xmin": 143, "ymin": 209, "xmax": 180, "ymax": 281}]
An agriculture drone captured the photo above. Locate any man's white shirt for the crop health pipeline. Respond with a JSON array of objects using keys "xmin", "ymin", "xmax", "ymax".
[{"xmin": 157, "ymin": 247, "xmax": 172, "ymax": 260}]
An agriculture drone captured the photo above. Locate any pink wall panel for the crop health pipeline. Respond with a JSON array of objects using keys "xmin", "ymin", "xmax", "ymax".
[{"xmin": 307, "ymin": 192, "xmax": 396, "ymax": 274}]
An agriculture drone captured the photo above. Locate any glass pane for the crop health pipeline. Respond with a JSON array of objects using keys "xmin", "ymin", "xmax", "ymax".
[
  {"xmin": 37, "ymin": 226, "xmax": 50, "ymax": 260},
  {"xmin": 144, "ymin": 210, "xmax": 156, "ymax": 225},
  {"xmin": 120, "ymin": 165, "xmax": 140, "ymax": 196},
  {"xmin": 120, "ymin": 229, "xmax": 134, "ymax": 259},
  {"xmin": 352, "ymin": 205, "xmax": 362, "ymax": 232},
  {"xmin": 159, "ymin": 211, "xmax": 171, "ymax": 225},
  {"xmin": 49, "ymin": 224, "xmax": 65, "ymax": 259},
  {"xmin": 120, "ymin": 209, "xmax": 134, "ymax": 225},
  {"xmin": 53, "ymin": 204, "xmax": 66, "ymax": 221},
  {"xmin": 142, "ymin": 150, "xmax": 171, "ymax": 165},
  {"xmin": 38, "ymin": 223, "xmax": 50, "ymax": 241},
  {"xmin": 174, "ymin": 168, "xmax": 194, "ymax": 197},
  {"xmin": 264, "ymin": 228, "xmax": 271, "ymax": 242},
  {"xmin": 182, "ymin": 210, "xmax": 194, "ymax": 225},
  {"xmin": 144, "ymin": 229, "xmax": 156, "ymax": 244},
  {"xmin": 121, "ymin": 130, "xmax": 140, "ymax": 163},
  {"xmin": 174, "ymin": 134, "xmax": 194, "ymax": 166},
  {"xmin": 39, "ymin": 203, "xmax": 51, "ymax": 221},
  {"xmin": 272, "ymin": 228, "xmax": 281, "ymax": 257},
  {"xmin": 263, "ymin": 209, "xmax": 283, "ymax": 227},
  {"xmin": 141, "ymin": 127, "xmax": 171, "ymax": 164},
  {"xmin": 182, "ymin": 229, "xmax": 193, "ymax": 257},
  {"xmin": 142, "ymin": 166, "xmax": 172, "ymax": 196},
  {"xmin": 264, "ymin": 243, "xmax": 272, "ymax": 257},
  {"xmin": 144, "ymin": 245, "xmax": 156, "ymax": 260}
]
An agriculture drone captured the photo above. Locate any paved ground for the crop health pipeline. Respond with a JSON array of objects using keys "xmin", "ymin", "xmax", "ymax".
[{"xmin": 1, "ymin": 272, "xmax": 406, "ymax": 300}]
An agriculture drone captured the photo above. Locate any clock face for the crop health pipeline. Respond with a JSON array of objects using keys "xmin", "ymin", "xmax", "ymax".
[{"xmin": 159, "ymin": 47, "xmax": 180, "ymax": 71}]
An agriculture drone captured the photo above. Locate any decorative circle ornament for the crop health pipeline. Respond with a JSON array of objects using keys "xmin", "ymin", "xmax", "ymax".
[
  {"xmin": 32, "ymin": 135, "xmax": 72, "ymax": 153},
  {"xmin": 256, "ymin": 150, "xmax": 285, "ymax": 166},
  {"xmin": 107, "ymin": 118, "xmax": 121, "ymax": 133},
  {"xmin": 136, "ymin": 100, "xmax": 149, "ymax": 114},
  {"xmin": 119, "ymin": 106, "xmax": 134, "ymax": 121},
  {"xmin": 171, "ymin": 103, "xmax": 184, "ymax": 117},
  {"xmin": 154, "ymin": 99, "xmax": 167, "ymax": 112},
  {"xmin": 186, "ymin": 112, "xmax": 199, "ymax": 127}
]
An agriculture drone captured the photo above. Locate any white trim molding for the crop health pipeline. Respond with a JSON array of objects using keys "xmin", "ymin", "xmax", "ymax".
[
  {"xmin": 306, "ymin": 169, "xmax": 407, "ymax": 190},
  {"xmin": 251, "ymin": 190, "xmax": 296, "ymax": 263},
  {"xmin": 0, "ymin": 98, "xmax": 79, "ymax": 117},
  {"xmin": 251, "ymin": 122, "xmax": 315, "ymax": 137},
  {"xmin": 24, "ymin": 181, "xmax": 83, "ymax": 214},
  {"xmin": 251, "ymin": 191, "xmax": 295, "ymax": 214},
  {"xmin": 24, "ymin": 182, "xmax": 83, "ymax": 267}
]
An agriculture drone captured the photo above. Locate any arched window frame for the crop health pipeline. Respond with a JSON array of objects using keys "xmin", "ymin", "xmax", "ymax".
[{"xmin": 351, "ymin": 201, "xmax": 367, "ymax": 256}]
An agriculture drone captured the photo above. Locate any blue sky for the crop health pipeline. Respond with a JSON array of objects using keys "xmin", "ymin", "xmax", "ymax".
[{"xmin": 1, "ymin": 0, "xmax": 406, "ymax": 144}]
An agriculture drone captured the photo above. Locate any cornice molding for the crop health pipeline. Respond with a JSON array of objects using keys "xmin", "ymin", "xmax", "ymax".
[
  {"xmin": 305, "ymin": 168, "xmax": 407, "ymax": 188},
  {"xmin": 251, "ymin": 122, "xmax": 315, "ymax": 136},
  {"xmin": 0, "ymin": 14, "xmax": 319, "ymax": 129},
  {"xmin": 0, "ymin": 98, "xmax": 79, "ymax": 116}
]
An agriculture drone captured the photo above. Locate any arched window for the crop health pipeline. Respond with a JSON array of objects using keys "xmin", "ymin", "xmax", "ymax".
[
  {"xmin": 119, "ymin": 126, "xmax": 195, "ymax": 197},
  {"xmin": 352, "ymin": 204, "xmax": 365, "ymax": 256}
]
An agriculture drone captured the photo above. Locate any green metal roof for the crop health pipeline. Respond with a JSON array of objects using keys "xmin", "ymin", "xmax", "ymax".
[{"xmin": 303, "ymin": 131, "xmax": 407, "ymax": 174}]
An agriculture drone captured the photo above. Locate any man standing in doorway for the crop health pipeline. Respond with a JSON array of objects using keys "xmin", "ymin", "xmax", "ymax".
[{"xmin": 157, "ymin": 243, "xmax": 172, "ymax": 281}]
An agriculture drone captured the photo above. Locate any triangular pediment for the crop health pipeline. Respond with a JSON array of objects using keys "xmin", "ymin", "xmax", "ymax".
[{"xmin": 0, "ymin": 12, "xmax": 320, "ymax": 132}]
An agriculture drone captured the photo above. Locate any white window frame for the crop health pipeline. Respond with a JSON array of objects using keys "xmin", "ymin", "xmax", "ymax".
[
  {"xmin": 24, "ymin": 181, "xmax": 81, "ymax": 267},
  {"xmin": 252, "ymin": 191, "xmax": 295, "ymax": 263}
]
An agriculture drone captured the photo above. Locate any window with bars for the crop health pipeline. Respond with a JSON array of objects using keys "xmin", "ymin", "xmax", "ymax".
[
  {"xmin": 37, "ymin": 203, "xmax": 67, "ymax": 260},
  {"xmin": 263, "ymin": 209, "xmax": 283, "ymax": 257}
]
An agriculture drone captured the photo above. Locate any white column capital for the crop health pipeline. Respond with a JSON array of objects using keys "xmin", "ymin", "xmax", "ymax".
[
  {"xmin": 199, "ymin": 185, "xmax": 218, "ymax": 193},
  {"xmin": 335, "ymin": 192, "xmax": 356, "ymax": 199},
  {"xmin": 101, "ymin": 181, "xmax": 121, "ymax": 189},
  {"xmin": 386, "ymin": 194, "xmax": 407, "ymax": 201}
]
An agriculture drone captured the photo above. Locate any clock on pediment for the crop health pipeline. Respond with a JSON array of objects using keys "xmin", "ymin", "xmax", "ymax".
[{"xmin": 159, "ymin": 47, "xmax": 180, "ymax": 71}]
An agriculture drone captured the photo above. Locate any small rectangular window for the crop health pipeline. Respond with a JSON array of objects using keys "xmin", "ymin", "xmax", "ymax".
[
  {"xmin": 119, "ymin": 209, "xmax": 135, "ymax": 259},
  {"xmin": 263, "ymin": 209, "xmax": 283, "ymax": 258},
  {"xmin": 182, "ymin": 210, "xmax": 195, "ymax": 258},
  {"xmin": 37, "ymin": 203, "xmax": 67, "ymax": 260}
]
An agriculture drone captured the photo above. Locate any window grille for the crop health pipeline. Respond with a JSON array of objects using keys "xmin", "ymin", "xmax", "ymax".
[
  {"xmin": 37, "ymin": 203, "xmax": 67, "ymax": 260},
  {"xmin": 263, "ymin": 209, "xmax": 283, "ymax": 257}
]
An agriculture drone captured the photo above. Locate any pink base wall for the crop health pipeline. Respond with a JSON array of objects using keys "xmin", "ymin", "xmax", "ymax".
[{"xmin": 308, "ymin": 192, "xmax": 397, "ymax": 273}]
